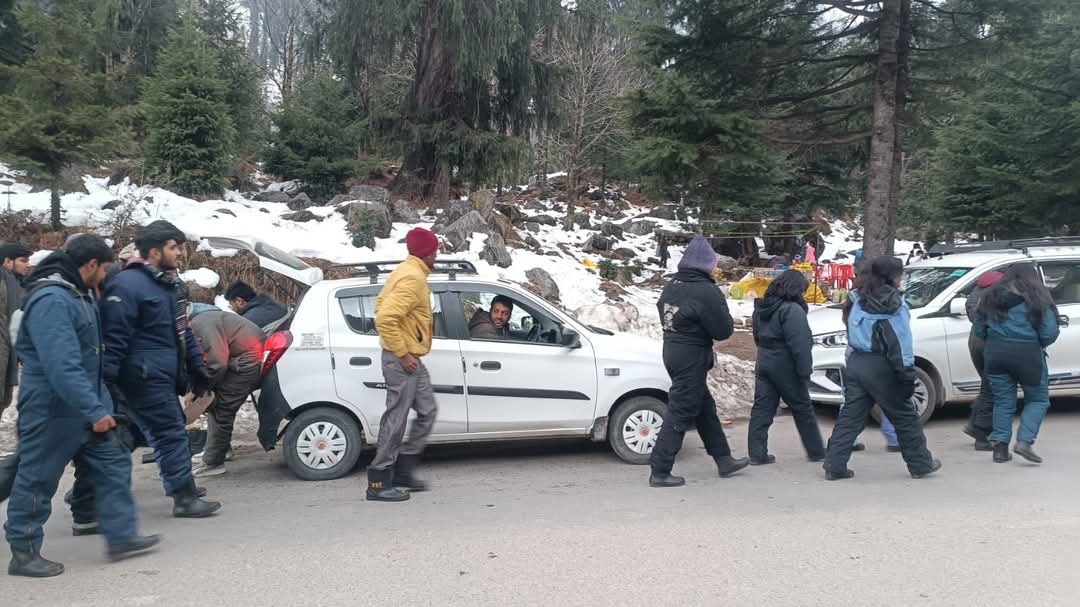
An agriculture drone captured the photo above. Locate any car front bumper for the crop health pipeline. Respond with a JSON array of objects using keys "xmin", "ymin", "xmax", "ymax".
[{"xmin": 809, "ymin": 345, "xmax": 846, "ymax": 405}]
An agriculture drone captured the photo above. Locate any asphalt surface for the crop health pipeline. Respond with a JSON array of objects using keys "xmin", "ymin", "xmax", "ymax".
[{"xmin": 5, "ymin": 403, "xmax": 1080, "ymax": 606}]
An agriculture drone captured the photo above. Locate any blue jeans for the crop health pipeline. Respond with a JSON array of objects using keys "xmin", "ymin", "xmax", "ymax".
[
  {"xmin": 6, "ymin": 413, "xmax": 139, "ymax": 553},
  {"xmin": 989, "ymin": 364, "xmax": 1050, "ymax": 444},
  {"xmin": 125, "ymin": 383, "xmax": 194, "ymax": 495}
]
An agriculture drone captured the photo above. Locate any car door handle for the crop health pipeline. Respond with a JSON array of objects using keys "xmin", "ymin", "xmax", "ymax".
[
  {"xmin": 350, "ymin": 357, "xmax": 373, "ymax": 367},
  {"xmin": 478, "ymin": 361, "xmax": 501, "ymax": 371},
  {"xmin": 1058, "ymin": 315, "xmax": 1070, "ymax": 327}
]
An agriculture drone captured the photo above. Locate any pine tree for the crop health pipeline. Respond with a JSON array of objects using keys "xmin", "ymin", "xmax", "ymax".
[
  {"xmin": 263, "ymin": 69, "xmax": 361, "ymax": 201},
  {"xmin": 142, "ymin": 17, "xmax": 234, "ymax": 197}
]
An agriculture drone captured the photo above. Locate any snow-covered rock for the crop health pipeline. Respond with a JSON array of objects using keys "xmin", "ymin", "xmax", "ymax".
[{"xmin": 180, "ymin": 268, "xmax": 221, "ymax": 289}]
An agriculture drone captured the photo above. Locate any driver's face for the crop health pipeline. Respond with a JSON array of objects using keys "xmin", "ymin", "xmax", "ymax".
[{"xmin": 491, "ymin": 303, "xmax": 512, "ymax": 329}]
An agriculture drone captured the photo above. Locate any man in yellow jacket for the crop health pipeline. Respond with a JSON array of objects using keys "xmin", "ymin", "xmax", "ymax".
[{"xmin": 367, "ymin": 227, "xmax": 440, "ymax": 502}]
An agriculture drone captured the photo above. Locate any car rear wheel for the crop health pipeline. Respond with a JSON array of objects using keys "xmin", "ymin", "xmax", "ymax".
[
  {"xmin": 608, "ymin": 396, "xmax": 667, "ymax": 465},
  {"xmin": 283, "ymin": 408, "xmax": 363, "ymax": 481},
  {"xmin": 872, "ymin": 366, "xmax": 937, "ymax": 426}
]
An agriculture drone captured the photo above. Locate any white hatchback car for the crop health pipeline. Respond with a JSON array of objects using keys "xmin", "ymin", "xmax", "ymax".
[
  {"xmin": 807, "ymin": 238, "xmax": 1080, "ymax": 423},
  {"xmin": 250, "ymin": 257, "xmax": 673, "ymax": 480}
]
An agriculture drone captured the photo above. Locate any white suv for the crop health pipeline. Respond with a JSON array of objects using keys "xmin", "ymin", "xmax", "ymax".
[
  {"xmin": 248, "ymin": 256, "xmax": 672, "ymax": 480},
  {"xmin": 807, "ymin": 238, "xmax": 1080, "ymax": 423}
]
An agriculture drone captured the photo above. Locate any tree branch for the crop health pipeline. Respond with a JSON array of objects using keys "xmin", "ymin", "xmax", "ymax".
[{"xmin": 818, "ymin": 0, "xmax": 880, "ymax": 19}]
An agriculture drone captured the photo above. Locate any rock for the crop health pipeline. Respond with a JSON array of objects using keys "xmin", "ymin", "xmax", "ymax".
[
  {"xmin": 525, "ymin": 268, "xmax": 560, "ymax": 302},
  {"xmin": 587, "ymin": 189, "xmax": 604, "ymax": 201},
  {"xmin": 524, "ymin": 200, "xmax": 547, "ymax": 211},
  {"xmin": 544, "ymin": 250, "xmax": 560, "ymax": 257},
  {"xmin": 613, "ymin": 247, "xmax": 637, "ymax": 260},
  {"xmin": 267, "ymin": 180, "xmax": 302, "ymax": 195},
  {"xmin": 525, "ymin": 222, "xmax": 541, "ymax": 233},
  {"xmin": 390, "ymin": 199, "xmax": 421, "ymax": 223},
  {"xmin": 328, "ymin": 194, "xmax": 355, "ymax": 207},
  {"xmin": 599, "ymin": 222, "xmax": 624, "ymax": 239},
  {"xmin": 288, "ymin": 193, "xmax": 314, "ymax": 211},
  {"xmin": 715, "ymin": 254, "xmax": 738, "ymax": 272},
  {"xmin": 282, "ymin": 210, "xmax": 321, "ymax": 223},
  {"xmin": 708, "ymin": 353, "xmax": 756, "ymax": 420},
  {"xmin": 436, "ymin": 199, "xmax": 474, "ymax": 230},
  {"xmin": 343, "ymin": 201, "xmax": 393, "ymax": 239},
  {"xmin": 101, "ymin": 199, "xmax": 123, "ymax": 211},
  {"xmin": 648, "ymin": 205, "xmax": 680, "ymax": 220},
  {"xmin": 625, "ymin": 220, "xmax": 657, "ymax": 236},
  {"xmin": 524, "ymin": 234, "xmax": 541, "ymax": 249},
  {"xmin": 441, "ymin": 210, "xmax": 490, "ymax": 252},
  {"xmin": 490, "ymin": 212, "xmax": 521, "ymax": 244},
  {"xmin": 348, "ymin": 184, "xmax": 390, "ymax": 205},
  {"xmin": 253, "ymin": 191, "xmax": 291, "ymax": 203},
  {"xmin": 574, "ymin": 212, "xmax": 593, "ymax": 229},
  {"xmin": 259, "ymin": 208, "xmax": 270, "ymax": 213},
  {"xmin": 480, "ymin": 233, "xmax": 513, "ymax": 268},
  {"xmin": 469, "ymin": 190, "xmax": 496, "ymax": 220},
  {"xmin": 584, "ymin": 234, "xmax": 613, "ymax": 253},
  {"xmin": 215, "ymin": 208, "xmax": 237, "ymax": 217},
  {"xmin": 532, "ymin": 214, "xmax": 557, "ymax": 227},
  {"xmin": 495, "ymin": 203, "xmax": 525, "ymax": 225}
]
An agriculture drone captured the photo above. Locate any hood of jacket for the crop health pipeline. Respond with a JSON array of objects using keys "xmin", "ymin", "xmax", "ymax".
[
  {"xmin": 754, "ymin": 295, "xmax": 807, "ymax": 322},
  {"xmin": 24, "ymin": 251, "xmax": 88, "ymax": 297},
  {"xmin": 856, "ymin": 285, "xmax": 903, "ymax": 316},
  {"xmin": 669, "ymin": 269, "xmax": 714, "ymax": 284}
]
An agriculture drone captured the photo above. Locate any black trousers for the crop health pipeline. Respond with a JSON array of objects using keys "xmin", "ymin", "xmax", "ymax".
[
  {"xmin": 967, "ymin": 332, "xmax": 993, "ymax": 437},
  {"xmin": 747, "ymin": 356, "xmax": 825, "ymax": 460},
  {"xmin": 650, "ymin": 344, "xmax": 731, "ymax": 474},
  {"xmin": 824, "ymin": 352, "xmax": 935, "ymax": 475}
]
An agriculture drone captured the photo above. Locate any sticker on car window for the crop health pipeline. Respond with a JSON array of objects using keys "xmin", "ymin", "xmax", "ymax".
[{"xmin": 950, "ymin": 269, "xmax": 967, "ymax": 277}]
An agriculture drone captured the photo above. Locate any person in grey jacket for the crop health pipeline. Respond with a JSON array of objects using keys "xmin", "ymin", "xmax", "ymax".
[{"xmin": 189, "ymin": 304, "xmax": 265, "ymax": 477}]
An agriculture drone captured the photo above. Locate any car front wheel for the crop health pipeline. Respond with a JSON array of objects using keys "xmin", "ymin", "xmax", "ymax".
[
  {"xmin": 283, "ymin": 407, "xmax": 363, "ymax": 481},
  {"xmin": 608, "ymin": 396, "xmax": 667, "ymax": 465}
]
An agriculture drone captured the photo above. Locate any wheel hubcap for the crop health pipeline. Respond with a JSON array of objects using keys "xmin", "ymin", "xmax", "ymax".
[
  {"xmin": 296, "ymin": 422, "xmax": 347, "ymax": 470},
  {"xmin": 622, "ymin": 410, "xmax": 663, "ymax": 455}
]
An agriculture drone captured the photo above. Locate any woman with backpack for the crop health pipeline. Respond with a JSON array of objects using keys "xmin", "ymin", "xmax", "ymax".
[
  {"xmin": 823, "ymin": 256, "xmax": 941, "ymax": 480},
  {"xmin": 746, "ymin": 270, "xmax": 826, "ymax": 464},
  {"xmin": 974, "ymin": 263, "xmax": 1059, "ymax": 464}
]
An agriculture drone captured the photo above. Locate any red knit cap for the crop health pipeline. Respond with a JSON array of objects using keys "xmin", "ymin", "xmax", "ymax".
[{"xmin": 406, "ymin": 227, "xmax": 439, "ymax": 258}]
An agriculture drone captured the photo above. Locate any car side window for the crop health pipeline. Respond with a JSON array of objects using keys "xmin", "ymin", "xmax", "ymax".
[
  {"xmin": 1041, "ymin": 261, "xmax": 1080, "ymax": 305},
  {"xmin": 339, "ymin": 292, "xmax": 447, "ymax": 338},
  {"xmin": 459, "ymin": 290, "xmax": 563, "ymax": 344}
]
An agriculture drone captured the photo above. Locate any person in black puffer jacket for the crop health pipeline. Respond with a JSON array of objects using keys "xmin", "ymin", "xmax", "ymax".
[
  {"xmin": 649, "ymin": 236, "xmax": 750, "ymax": 487},
  {"xmin": 746, "ymin": 270, "xmax": 825, "ymax": 464}
]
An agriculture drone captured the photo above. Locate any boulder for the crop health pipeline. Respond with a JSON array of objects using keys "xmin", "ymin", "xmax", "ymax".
[
  {"xmin": 253, "ymin": 191, "xmax": 291, "ymax": 203},
  {"xmin": 613, "ymin": 247, "xmax": 637, "ymax": 260},
  {"xmin": 584, "ymin": 234, "xmax": 613, "ymax": 253},
  {"xmin": 259, "ymin": 208, "xmax": 270, "ymax": 214},
  {"xmin": 469, "ymin": 189, "xmax": 497, "ymax": 220},
  {"xmin": 574, "ymin": 212, "xmax": 593, "ymax": 229},
  {"xmin": 348, "ymin": 184, "xmax": 390, "ymax": 205},
  {"xmin": 101, "ymin": 199, "xmax": 123, "ymax": 211},
  {"xmin": 214, "ymin": 208, "xmax": 237, "ymax": 217},
  {"xmin": 435, "ymin": 198, "xmax": 474, "ymax": 230},
  {"xmin": 480, "ymin": 233, "xmax": 513, "ymax": 268},
  {"xmin": 707, "ymin": 354, "xmax": 756, "ymax": 420},
  {"xmin": 625, "ymin": 220, "xmax": 657, "ymax": 236},
  {"xmin": 495, "ymin": 203, "xmax": 526, "ymax": 225},
  {"xmin": 525, "ymin": 222, "xmax": 541, "ymax": 233},
  {"xmin": 648, "ymin": 205, "xmax": 680, "ymax": 220},
  {"xmin": 390, "ymin": 199, "xmax": 421, "ymax": 223},
  {"xmin": 524, "ymin": 234, "xmax": 542, "ymax": 249},
  {"xmin": 328, "ymin": 194, "xmax": 355, "ymax": 207},
  {"xmin": 524, "ymin": 199, "xmax": 547, "ymax": 211},
  {"xmin": 599, "ymin": 222, "xmax": 624, "ymax": 239},
  {"xmin": 715, "ymin": 254, "xmax": 738, "ymax": 272},
  {"xmin": 441, "ymin": 210, "xmax": 490, "ymax": 252},
  {"xmin": 525, "ymin": 268, "xmax": 560, "ymax": 303},
  {"xmin": 282, "ymin": 210, "xmax": 321, "ymax": 223},
  {"xmin": 343, "ymin": 201, "xmax": 393, "ymax": 238},
  {"xmin": 587, "ymin": 189, "xmax": 604, "ymax": 201},
  {"xmin": 532, "ymin": 214, "xmax": 557, "ymax": 227},
  {"xmin": 288, "ymin": 193, "xmax": 314, "ymax": 211},
  {"xmin": 490, "ymin": 212, "xmax": 521, "ymax": 244}
]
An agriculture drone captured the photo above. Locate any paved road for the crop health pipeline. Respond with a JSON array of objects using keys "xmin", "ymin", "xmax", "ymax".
[{"xmin": 6, "ymin": 403, "xmax": 1080, "ymax": 606}]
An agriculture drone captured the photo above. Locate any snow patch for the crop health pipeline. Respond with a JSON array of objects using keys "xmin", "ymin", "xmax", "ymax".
[{"xmin": 180, "ymin": 267, "xmax": 221, "ymax": 289}]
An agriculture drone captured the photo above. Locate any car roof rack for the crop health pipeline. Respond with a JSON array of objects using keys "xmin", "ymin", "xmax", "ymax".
[
  {"xmin": 927, "ymin": 237, "xmax": 1080, "ymax": 257},
  {"xmin": 330, "ymin": 259, "xmax": 479, "ymax": 284}
]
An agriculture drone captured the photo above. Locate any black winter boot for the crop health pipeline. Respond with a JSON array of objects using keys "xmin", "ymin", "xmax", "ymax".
[
  {"xmin": 825, "ymin": 468, "xmax": 855, "ymax": 481},
  {"xmin": 107, "ymin": 535, "xmax": 162, "ymax": 562},
  {"xmin": 1014, "ymin": 441, "xmax": 1042, "ymax": 464},
  {"xmin": 172, "ymin": 480, "xmax": 222, "ymax": 518},
  {"xmin": 911, "ymin": 458, "xmax": 943, "ymax": 479},
  {"xmin": 749, "ymin": 454, "xmax": 776, "ymax": 466},
  {"xmin": 8, "ymin": 550, "xmax": 64, "ymax": 578},
  {"xmin": 393, "ymin": 454, "xmax": 429, "ymax": 492},
  {"xmin": 993, "ymin": 441, "xmax": 1012, "ymax": 463},
  {"xmin": 367, "ymin": 468, "xmax": 410, "ymax": 502},
  {"xmin": 964, "ymin": 424, "xmax": 993, "ymax": 451},
  {"xmin": 714, "ymin": 455, "xmax": 750, "ymax": 478},
  {"xmin": 648, "ymin": 471, "xmax": 685, "ymax": 487}
]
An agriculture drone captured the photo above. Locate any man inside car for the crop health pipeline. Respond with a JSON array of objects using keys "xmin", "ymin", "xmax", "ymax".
[{"xmin": 469, "ymin": 295, "xmax": 515, "ymax": 340}]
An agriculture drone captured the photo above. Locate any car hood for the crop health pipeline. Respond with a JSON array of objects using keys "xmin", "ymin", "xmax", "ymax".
[{"xmin": 808, "ymin": 305, "xmax": 845, "ymax": 336}]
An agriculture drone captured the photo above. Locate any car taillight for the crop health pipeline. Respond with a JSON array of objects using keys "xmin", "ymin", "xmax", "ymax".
[{"xmin": 262, "ymin": 330, "xmax": 293, "ymax": 376}]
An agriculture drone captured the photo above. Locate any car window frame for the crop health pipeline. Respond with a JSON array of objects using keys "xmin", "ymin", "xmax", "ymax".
[
  {"xmin": 1036, "ymin": 259, "xmax": 1080, "ymax": 306},
  {"xmin": 333, "ymin": 284, "xmax": 452, "ymax": 340},
  {"xmin": 444, "ymin": 284, "xmax": 574, "ymax": 348}
]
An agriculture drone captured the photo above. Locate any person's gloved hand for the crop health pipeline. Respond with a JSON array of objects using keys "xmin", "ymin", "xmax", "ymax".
[{"xmin": 190, "ymin": 367, "xmax": 212, "ymax": 397}]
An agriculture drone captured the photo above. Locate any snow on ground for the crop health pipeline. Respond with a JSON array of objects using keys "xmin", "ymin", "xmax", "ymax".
[{"xmin": 821, "ymin": 220, "xmax": 919, "ymax": 263}]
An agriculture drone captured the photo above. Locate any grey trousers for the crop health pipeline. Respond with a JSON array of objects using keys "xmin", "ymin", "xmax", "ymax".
[
  {"xmin": 203, "ymin": 363, "xmax": 262, "ymax": 467},
  {"xmin": 370, "ymin": 350, "xmax": 438, "ymax": 471}
]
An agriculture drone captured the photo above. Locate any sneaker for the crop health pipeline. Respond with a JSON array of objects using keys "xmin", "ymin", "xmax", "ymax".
[
  {"xmin": 193, "ymin": 464, "xmax": 227, "ymax": 478},
  {"xmin": 190, "ymin": 451, "xmax": 205, "ymax": 463},
  {"xmin": 72, "ymin": 521, "xmax": 99, "ymax": 537}
]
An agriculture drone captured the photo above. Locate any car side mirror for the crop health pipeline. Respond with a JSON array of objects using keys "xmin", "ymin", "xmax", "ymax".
[
  {"xmin": 561, "ymin": 329, "xmax": 582, "ymax": 349},
  {"xmin": 949, "ymin": 297, "xmax": 967, "ymax": 317}
]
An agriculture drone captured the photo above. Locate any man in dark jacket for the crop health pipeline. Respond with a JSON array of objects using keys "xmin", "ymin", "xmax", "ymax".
[
  {"xmin": 649, "ymin": 236, "xmax": 750, "ymax": 487},
  {"xmin": 0, "ymin": 242, "xmax": 31, "ymax": 416},
  {"xmin": 225, "ymin": 281, "xmax": 288, "ymax": 331},
  {"xmin": 101, "ymin": 221, "xmax": 220, "ymax": 518},
  {"xmin": 189, "ymin": 304, "xmax": 264, "ymax": 477},
  {"xmin": 5, "ymin": 236, "xmax": 159, "ymax": 577},
  {"xmin": 469, "ymin": 296, "xmax": 514, "ymax": 340},
  {"xmin": 963, "ymin": 270, "xmax": 1004, "ymax": 451}
]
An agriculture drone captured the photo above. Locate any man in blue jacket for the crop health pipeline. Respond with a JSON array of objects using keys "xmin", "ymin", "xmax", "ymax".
[
  {"xmin": 6, "ymin": 235, "xmax": 160, "ymax": 577},
  {"xmin": 101, "ymin": 220, "xmax": 221, "ymax": 518}
]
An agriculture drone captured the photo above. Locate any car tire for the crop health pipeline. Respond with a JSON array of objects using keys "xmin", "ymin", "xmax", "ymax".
[
  {"xmin": 871, "ymin": 366, "xmax": 938, "ymax": 426},
  {"xmin": 608, "ymin": 396, "xmax": 667, "ymax": 465},
  {"xmin": 283, "ymin": 408, "xmax": 363, "ymax": 481}
]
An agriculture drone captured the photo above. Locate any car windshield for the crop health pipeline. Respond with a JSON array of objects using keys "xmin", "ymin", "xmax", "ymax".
[{"xmin": 902, "ymin": 267, "xmax": 970, "ymax": 309}]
